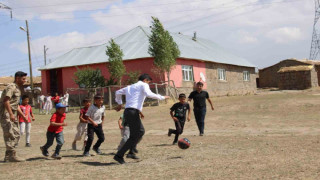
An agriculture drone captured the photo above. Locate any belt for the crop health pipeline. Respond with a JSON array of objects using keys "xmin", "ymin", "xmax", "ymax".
[{"xmin": 126, "ymin": 108, "xmax": 139, "ymax": 112}]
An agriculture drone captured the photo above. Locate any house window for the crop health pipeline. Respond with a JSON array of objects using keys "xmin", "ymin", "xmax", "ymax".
[
  {"xmin": 243, "ymin": 71, "xmax": 250, "ymax": 81},
  {"xmin": 218, "ymin": 68, "xmax": 226, "ymax": 81},
  {"xmin": 182, "ymin": 65, "xmax": 194, "ymax": 81}
]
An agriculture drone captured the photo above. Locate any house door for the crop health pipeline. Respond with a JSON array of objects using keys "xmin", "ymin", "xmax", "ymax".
[{"xmin": 49, "ymin": 69, "xmax": 58, "ymax": 95}]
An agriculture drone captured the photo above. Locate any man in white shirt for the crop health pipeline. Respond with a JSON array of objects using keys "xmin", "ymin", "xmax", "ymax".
[
  {"xmin": 113, "ymin": 74, "xmax": 169, "ymax": 164},
  {"xmin": 62, "ymin": 90, "xmax": 69, "ymax": 112}
]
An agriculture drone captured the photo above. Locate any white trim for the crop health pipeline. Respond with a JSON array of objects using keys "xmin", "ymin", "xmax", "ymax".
[
  {"xmin": 182, "ymin": 65, "xmax": 194, "ymax": 81},
  {"xmin": 218, "ymin": 68, "xmax": 226, "ymax": 81},
  {"xmin": 243, "ymin": 71, "xmax": 250, "ymax": 81}
]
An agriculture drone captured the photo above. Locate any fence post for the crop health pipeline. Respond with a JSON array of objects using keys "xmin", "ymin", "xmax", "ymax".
[
  {"xmin": 155, "ymin": 83, "xmax": 160, "ymax": 106},
  {"xmin": 108, "ymin": 86, "xmax": 112, "ymax": 110}
]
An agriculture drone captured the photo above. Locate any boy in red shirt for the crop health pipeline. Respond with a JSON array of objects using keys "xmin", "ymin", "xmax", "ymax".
[
  {"xmin": 18, "ymin": 95, "xmax": 35, "ymax": 147},
  {"xmin": 40, "ymin": 103, "xmax": 68, "ymax": 159},
  {"xmin": 72, "ymin": 98, "xmax": 91, "ymax": 150}
]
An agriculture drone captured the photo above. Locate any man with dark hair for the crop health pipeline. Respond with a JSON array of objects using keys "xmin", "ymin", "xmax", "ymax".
[
  {"xmin": 0, "ymin": 71, "xmax": 28, "ymax": 162},
  {"xmin": 188, "ymin": 82, "xmax": 214, "ymax": 136},
  {"xmin": 113, "ymin": 73, "xmax": 169, "ymax": 164}
]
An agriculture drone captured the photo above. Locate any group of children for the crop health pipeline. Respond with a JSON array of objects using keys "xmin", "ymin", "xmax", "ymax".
[{"xmin": 19, "ymin": 92, "xmax": 191, "ymax": 160}]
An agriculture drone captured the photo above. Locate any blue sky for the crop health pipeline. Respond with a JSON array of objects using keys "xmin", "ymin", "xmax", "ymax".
[{"xmin": 0, "ymin": 0, "xmax": 314, "ymax": 77}]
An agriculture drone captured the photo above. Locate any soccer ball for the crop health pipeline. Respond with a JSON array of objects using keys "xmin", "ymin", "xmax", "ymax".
[{"xmin": 178, "ymin": 138, "xmax": 191, "ymax": 149}]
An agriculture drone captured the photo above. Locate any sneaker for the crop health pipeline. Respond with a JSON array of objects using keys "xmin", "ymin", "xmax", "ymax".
[
  {"xmin": 132, "ymin": 147, "xmax": 139, "ymax": 154},
  {"xmin": 113, "ymin": 155, "xmax": 126, "ymax": 164},
  {"xmin": 200, "ymin": 133, "xmax": 204, "ymax": 136},
  {"xmin": 83, "ymin": 151, "xmax": 91, "ymax": 157},
  {"xmin": 26, "ymin": 143, "xmax": 32, "ymax": 147},
  {"xmin": 8, "ymin": 151, "xmax": 25, "ymax": 162},
  {"xmin": 126, "ymin": 153, "xmax": 139, "ymax": 159},
  {"xmin": 72, "ymin": 143, "xmax": 77, "ymax": 150},
  {"xmin": 172, "ymin": 141, "xmax": 177, "ymax": 145},
  {"xmin": 168, "ymin": 129, "xmax": 173, "ymax": 137},
  {"xmin": 40, "ymin": 146, "xmax": 49, "ymax": 157},
  {"xmin": 51, "ymin": 153, "xmax": 62, "ymax": 160},
  {"xmin": 93, "ymin": 147, "xmax": 102, "ymax": 155}
]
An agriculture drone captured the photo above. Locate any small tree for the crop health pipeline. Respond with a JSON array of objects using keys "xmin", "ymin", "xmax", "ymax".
[
  {"xmin": 73, "ymin": 67, "xmax": 106, "ymax": 100},
  {"xmin": 74, "ymin": 67, "xmax": 106, "ymax": 88},
  {"xmin": 106, "ymin": 39, "xmax": 126, "ymax": 86},
  {"xmin": 148, "ymin": 16, "xmax": 180, "ymax": 87},
  {"xmin": 126, "ymin": 70, "xmax": 141, "ymax": 85}
]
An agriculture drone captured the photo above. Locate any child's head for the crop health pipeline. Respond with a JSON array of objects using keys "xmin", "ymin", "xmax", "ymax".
[
  {"xmin": 55, "ymin": 103, "xmax": 68, "ymax": 114},
  {"xmin": 55, "ymin": 92, "xmax": 58, "ymax": 96},
  {"xmin": 196, "ymin": 82, "xmax": 203, "ymax": 91},
  {"xmin": 83, "ymin": 98, "xmax": 91, "ymax": 108},
  {"xmin": 94, "ymin": 94, "xmax": 103, "ymax": 106},
  {"xmin": 178, "ymin": 93, "xmax": 186, "ymax": 103},
  {"xmin": 21, "ymin": 95, "xmax": 29, "ymax": 105}
]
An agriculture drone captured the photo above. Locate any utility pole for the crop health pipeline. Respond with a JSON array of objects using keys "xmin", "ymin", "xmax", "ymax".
[
  {"xmin": 20, "ymin": 20, "xmax": 34, "ymax": 105},
  {"xmin": 0, "ymin": 3, "xmax": 12, "ymax": 20},
  {"xmin": 310, "ymin": 0, "xmax": 320, "ymax": 60},
  {"xmin": 44, "ymin": 45, "xmax": 49, "ymax": 65},
  {"xmin": 26, "ymin": 20, "xmax": 34, "ymax": 92}
]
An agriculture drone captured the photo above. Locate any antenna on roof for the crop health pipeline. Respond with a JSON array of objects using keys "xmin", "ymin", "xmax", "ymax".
[{"xmin": 192, "ymin": 31, "xmax": 197, "ymax": 41}]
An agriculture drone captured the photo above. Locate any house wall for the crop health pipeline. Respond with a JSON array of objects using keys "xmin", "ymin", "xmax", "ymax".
[
  {"xmin": 278, "ymin": 69, "xmax": 318, "ymax": 90},
  {"xmin": 167, "ymin": 58, "xmax": 207, "ymax": 91},
  {"xmin": 205, "ymin": 62, "xmax": 257, "ymax": 96},
  {"xmin": 259, "ymin": 60, "xmax": 310, "ymax": 88},
  {"xmin": 41, "ymin": 58, "xmax": 165, "ymax": 95}
]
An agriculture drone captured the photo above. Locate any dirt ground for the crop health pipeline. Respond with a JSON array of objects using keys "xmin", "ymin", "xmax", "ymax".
[{"xmin": 1, "ymin": 89, "xmax": 320, "ymax": 179}]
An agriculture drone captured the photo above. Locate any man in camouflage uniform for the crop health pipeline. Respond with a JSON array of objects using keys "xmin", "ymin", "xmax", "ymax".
[{"xmin": 0, "ymin": 71, "xmax": 28, "ymax": 162}]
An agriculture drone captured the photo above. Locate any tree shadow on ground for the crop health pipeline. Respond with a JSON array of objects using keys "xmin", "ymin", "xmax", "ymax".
[{"xmin": 80, "ymin": 161, "xmax": 118, "ymax": 166}]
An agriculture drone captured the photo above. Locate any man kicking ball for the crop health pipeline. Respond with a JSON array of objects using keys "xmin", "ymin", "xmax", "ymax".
[{"xmin": 113, "ymin": 73, "xmax": 169, "ymax": 164}]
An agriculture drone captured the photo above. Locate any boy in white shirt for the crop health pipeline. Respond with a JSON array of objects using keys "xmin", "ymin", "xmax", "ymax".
[{"xmin": 83, "ymin": 95, "xmax": 105, "ymax": 156}]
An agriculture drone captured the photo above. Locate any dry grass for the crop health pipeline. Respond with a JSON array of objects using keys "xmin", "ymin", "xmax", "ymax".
[{"xmin": 1, "ymin": 89, "xmax": 320, "ymax": 179}]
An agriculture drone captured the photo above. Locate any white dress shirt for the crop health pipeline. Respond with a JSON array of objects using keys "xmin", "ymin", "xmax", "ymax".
[{"xmin": 115, "ymin": 81, "xmax": 165, "ymax": 111}]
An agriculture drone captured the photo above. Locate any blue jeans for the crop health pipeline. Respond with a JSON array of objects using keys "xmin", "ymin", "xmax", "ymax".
[
  {"xmin": 43, "ymin": 131, "xmax": 64, "ymax": 155},
  {"xmin": 194, "ymin": 107, "xmax": 206, "ymax": 134}
]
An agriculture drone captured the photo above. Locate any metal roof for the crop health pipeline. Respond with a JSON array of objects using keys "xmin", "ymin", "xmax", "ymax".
[{"xmin": 39, "ymin": 26, "xmax": 256, "ymax": 70}]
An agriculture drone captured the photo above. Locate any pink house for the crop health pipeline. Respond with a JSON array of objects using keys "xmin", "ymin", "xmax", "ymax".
[{"xmin": 40, "ymin": 26, "xmax": 257, "ymax": 98}]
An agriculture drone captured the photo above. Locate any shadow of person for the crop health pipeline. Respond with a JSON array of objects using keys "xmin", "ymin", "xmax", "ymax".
[
  {"xmin": 151, "ymin": 144, "xmax": 173, "ymax": 147},
  {"xmin": 80, "ymin": 161, "xmax": 118, "ymax": 166},
  {"xmin": 62, "ymin": 155, "xmax": 84, "ymax": 158},
  {"xmin": 26, "ymin": 157, "xmax": 48, "ymax": 161}
]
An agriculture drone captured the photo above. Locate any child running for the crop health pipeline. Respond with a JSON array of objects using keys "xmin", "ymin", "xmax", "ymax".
[
  {"xmin": 18, "ymin": 95, "xmax": 35, "ymax": 147},
  {"xmin": 40, "ymin": 103, "xmax": 68, "ymax": 159},
  {"xmin": 117, "ymin": 111, "xmax": 144, "ymax": 159},
  {"xmin": 72, "ymin": 98, "xmax": 91, "ymax": 150},
  {"xmin": 168, "ymin": 93, "xmax": 191, "ymax": 144},
  {"xmin": 83, "ymin": 94, "xmax": 105, "ymax": 156}
]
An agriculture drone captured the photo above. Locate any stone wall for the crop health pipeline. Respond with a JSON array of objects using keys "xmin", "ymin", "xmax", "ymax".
[
  {"xmin": 259, "ymin": 60, "xmax": 309, "ymax": 88},
  {"xmin": 278, "ymin": 68, "xmax": 318, "ymax": 90},
  {"xmin": 205, "ymin": 62, "xmax": 257, "ymax": 96}
]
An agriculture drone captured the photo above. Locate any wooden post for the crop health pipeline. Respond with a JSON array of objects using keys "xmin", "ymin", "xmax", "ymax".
[
  {"xmin": 108, "ymin": 86, "xmax": 112, "ymax": 110},
  {"xmin": 155, "ymin": 83, "xmax": 159, "ymax": 106}
]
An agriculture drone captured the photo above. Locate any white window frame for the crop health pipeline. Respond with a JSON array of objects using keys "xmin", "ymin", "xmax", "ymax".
[
  {"xmin": 182, "ymin": 65, "xmax": 194, "ymax": 81},
  {"xmin": 218, "ymin": 68, "xmax": 226, "ymax": 81},
  {"xmin": 243, "ymin": 71, "xmax": 250, "ymax": 81}
]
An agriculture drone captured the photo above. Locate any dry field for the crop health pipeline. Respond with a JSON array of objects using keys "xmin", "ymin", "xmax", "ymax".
[{"xmin": 1, "ymin": 89, "xmax": 320, "ymax": 179}]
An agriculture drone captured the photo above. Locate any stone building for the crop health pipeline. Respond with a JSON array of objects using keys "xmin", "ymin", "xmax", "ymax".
[
  {"xmin": 259, "ymin": 58, "xmax": 320, "ymax": 88},
  {"xmin": 278, "ymin": 65, "xmax": 318, "ymax": 90}
]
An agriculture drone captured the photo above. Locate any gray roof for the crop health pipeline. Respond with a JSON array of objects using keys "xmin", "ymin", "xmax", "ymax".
[{"xmin": 39, "ymin": 26, "xmax": 256, "ymax": 70}]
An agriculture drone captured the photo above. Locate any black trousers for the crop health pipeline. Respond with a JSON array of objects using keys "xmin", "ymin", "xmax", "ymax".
[
  {"xmin": 84, "ymin": 123, "xmax": 105, "ymax": 152},
  {"xmin": 172, "ymin": 118, "xmax": 185, "ymax": 142},
  {"xmin": 194, "ymin": 107, "xmax": 206, "ymax": 134},
  {"xmin": 116, "ymin": 108, "xmax": 145, "ymax": 157}
]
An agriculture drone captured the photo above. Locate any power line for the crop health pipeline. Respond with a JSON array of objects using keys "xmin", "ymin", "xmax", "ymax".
[{"xmin": 170, "ymin": 0, "xmax": 304, "ymax": 32}]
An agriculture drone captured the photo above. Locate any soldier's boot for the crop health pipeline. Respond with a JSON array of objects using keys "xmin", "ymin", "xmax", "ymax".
[
  {"xmin": 4, "ymin": 150, "xmax": 10, "ymax": 162},
  {"xmin": 8, "ymin": 150, "xmax": 25, "ymax": 162}
]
